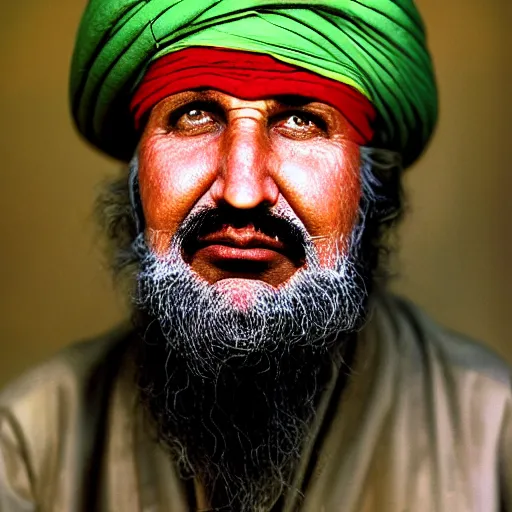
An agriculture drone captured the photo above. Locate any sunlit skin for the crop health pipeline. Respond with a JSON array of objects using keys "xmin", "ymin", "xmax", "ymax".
[{"xmin": 138, "ymin": 90, "xmax": 362, "ymax": 290}]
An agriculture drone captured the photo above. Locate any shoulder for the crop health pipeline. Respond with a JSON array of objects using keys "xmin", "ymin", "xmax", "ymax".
[
  {"xmin": 369, "ymin": 292, "xmax": 512, "ymax": 431},
  {"xmin": 0, "ymin": 324, "xmax": 132, "ymax": 413},
  {"xmin": 373, "ymin": 291, "xmax": 512, "ymax": 388},
  {"xmin": 366, "ymin": 293, "xmax": 512, "ymax": 466},
  {"xmin": 0, "ymin": 326, "xmax": 133, "ymax": 504}
]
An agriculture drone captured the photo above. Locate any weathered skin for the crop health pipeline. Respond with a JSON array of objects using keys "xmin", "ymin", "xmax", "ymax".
[{"xmin": 138, "ymin": 90, "xmax": 362, "ymax": 288}]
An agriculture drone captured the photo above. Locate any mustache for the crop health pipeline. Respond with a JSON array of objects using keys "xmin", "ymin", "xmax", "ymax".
[{"xmin": 176, "ymin": 205, "xmax": 310, "ymax": 263}]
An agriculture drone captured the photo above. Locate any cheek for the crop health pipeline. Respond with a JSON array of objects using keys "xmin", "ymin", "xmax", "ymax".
[
  {"xmin": 138, "ymin": 135, "xmax": 219, "ymax": 253},
  {"xmin": 274, "ymin": 140, "xmax": 361, "ymax": 236}
]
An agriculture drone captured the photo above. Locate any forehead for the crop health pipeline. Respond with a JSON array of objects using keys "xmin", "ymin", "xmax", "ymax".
[{"xmin": 151, "ymin": 89, "xmax": 340, "ymax": 114}]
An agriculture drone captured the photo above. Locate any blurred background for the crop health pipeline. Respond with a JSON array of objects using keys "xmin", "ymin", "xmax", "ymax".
[{"xmin": 0, "ymin": 0, "xmax": 510, "ymax": 387}]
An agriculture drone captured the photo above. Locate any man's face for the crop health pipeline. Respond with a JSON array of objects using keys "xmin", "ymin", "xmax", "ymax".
[
  {"xmin": 138, "ymin": 90, "xmax": 362, "ymax": 291},
  {"xmin": 132, "ymin": 90, "xmax": 372, "ymax": 510}
]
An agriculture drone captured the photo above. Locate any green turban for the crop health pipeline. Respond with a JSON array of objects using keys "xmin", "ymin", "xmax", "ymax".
[{"xmin": 70, "ymin": 0, "xmax": 438, "ymax": 167}]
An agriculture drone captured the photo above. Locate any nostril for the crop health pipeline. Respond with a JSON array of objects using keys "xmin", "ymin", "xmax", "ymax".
[
  {"xmin": 209, "ymin": 177, "xmax": 226, "ymax": 204},
  {"xmin": 263, "ymin": 176, "xmax": 279, "ymax": 207}
]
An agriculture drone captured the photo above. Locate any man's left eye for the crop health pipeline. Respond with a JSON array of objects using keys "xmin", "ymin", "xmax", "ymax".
[
  {"xmin": 283, "ymin": 114, "xmax": 315, "ymax": 130},
  {"xmin": 273, "ymin": 112, "xmax": 325, "ymax": 138}
]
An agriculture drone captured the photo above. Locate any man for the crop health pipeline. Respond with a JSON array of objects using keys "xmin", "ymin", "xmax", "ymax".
[{"xmin": 0, "ymin": 1, "xmax": 510, "ymax": 511}]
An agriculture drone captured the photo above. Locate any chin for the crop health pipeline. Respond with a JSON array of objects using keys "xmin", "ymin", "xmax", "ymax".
[{"xmin": 213, "ymin": 277, "xmax": 275, "ymax": 311}]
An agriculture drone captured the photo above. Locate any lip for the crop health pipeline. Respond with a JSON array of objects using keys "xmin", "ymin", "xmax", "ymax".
[
  {"xmin": 194, "ymin": 228, "xmax": 288, "ymax": 262},
  {"xmin": 197, "ymin": 244, "xmax": 282, "ymax": 262}
]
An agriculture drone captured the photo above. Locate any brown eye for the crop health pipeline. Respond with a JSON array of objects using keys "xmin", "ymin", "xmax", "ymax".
[
  {"xmin": 169, "ymin": 105, "xmax": 221, "ymax": 135},
  {"xmin": 273, "ymin": 112, "xmax": 326, "ymax": 139},
  {"xmin": 285, "ymin": 115, "xmax": 313, "ymax": 129},
  {"xmin": 176, "ymin": 109, "xmax": 213, "ymax": 128}
]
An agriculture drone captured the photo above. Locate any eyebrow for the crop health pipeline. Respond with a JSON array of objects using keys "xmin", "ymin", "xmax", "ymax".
[{"xmin": 165, "ymin": 90, "xmax": 321, "ymax": 109}]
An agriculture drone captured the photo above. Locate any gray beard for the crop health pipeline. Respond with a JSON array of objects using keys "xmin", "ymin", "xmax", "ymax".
[{"xmin": 133, "ymin": 205, "xmax": 369, "ymax": 511}]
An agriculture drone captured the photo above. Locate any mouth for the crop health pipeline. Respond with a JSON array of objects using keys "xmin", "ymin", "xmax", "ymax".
[
  {"xmin": 181, "ymin": 210, "xmax": 306, "ymax": 280},
  {"xmin": 196, "ymin": 227, "xmax": 289, "ymax": 263}
]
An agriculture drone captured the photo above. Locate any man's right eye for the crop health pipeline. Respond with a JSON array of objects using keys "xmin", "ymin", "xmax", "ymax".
[{"xmin": 170, "ymin": 106, "xmax": 219, "ymax": 134}]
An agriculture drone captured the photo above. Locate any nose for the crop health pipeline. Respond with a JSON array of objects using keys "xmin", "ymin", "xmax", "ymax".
[{"xmin": 211, "ymin": 118, "xmax": 279, "ymax": 209}]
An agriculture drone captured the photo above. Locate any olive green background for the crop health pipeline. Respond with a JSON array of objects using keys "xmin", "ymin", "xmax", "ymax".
[{"xmin": 0, "ymin": 0, "xmax": 510, "ymax": 387}]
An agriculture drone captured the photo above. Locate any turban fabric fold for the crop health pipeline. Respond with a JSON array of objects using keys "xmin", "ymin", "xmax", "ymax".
[
  {"xmin": 70, "ymin": 0, "xmax": 438, "ymax": 167},
  {"xmin": 130, "ymin": 47, "xmax": 377, "ymax": 145}
]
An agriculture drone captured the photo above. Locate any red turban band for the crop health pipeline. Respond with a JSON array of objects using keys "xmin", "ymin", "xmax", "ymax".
[{"xmin": 130, "ymin": 47, "xmax": 376, "ymax": 145}]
